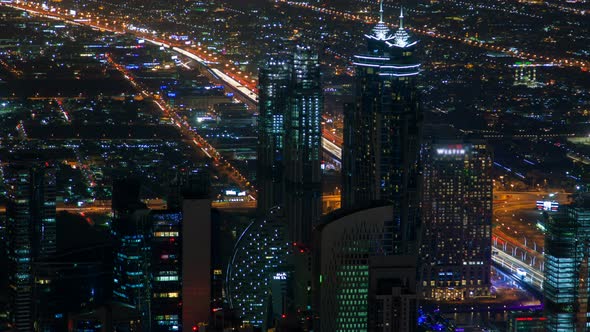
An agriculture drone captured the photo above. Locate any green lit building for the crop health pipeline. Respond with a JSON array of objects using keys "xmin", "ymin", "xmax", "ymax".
[
  {"xmin": 544, "ymin": 200, "xmax": 590, "ymax": 331},
  {"xmin": 313, "ymin": 205, "xmax": 392, "ymax": 331}
]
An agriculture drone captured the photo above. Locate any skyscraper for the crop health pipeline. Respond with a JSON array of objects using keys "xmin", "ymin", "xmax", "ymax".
[
  {"xmin": 544, "ymin": 200, "xmax": 590, "ymax": 331},
  {"xmin": 284, "ymin": 44, "xmax": 322, "ymax": 248},
  {"xmin": 111, "ymin": 178, "xmax": 152, "ymax": 330},
  {"xmin": 342, "ymin": 6, "xmax": 422, "ymax": 254},
  {"xmin": 284, "ymin": 46, "xmax": 322, "ymax": 315},
  {"xmin": 150, "ymin": 210, "xmax": 182, "ymax": 331},
  {"xmin": 226, "ymin": 206, "xmax": 289, "ymax": 329},
  {"xmin": 4, "ymin": 162, "xmax": 56, "ymax": 332},
  {"xmin": 181, "ymin": 172, "xmax": 213, "ymax": 332},
  {"xmin": 313, "ymin": 204, "xmax": 392, "ymax": 331},
  {"xmin": 253, "ymin": 44, "xmax": 322, "ymax": 322},
  {"xmin": 257, "ymin": 44, "xmax": 322, "ymax": 246},
  {"xmin": 111, "ymin": 171, "xmax": 212, "ymax": 332},
  {"xmin": 420, "ymin": 141, "xmax": 493, "ymax": 301},
  {"xmin": 257, "ymin": 53, "xmax": 291, "ymax": 216}
]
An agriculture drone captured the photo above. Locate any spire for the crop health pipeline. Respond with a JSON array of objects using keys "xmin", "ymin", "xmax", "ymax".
[
  {"xmin": 399, "ymin": 7, "xmax": 404, "ymax": 29},
  {"xmin": 366, "ymin": 0, "xmax": 395, "ymax": 41}
]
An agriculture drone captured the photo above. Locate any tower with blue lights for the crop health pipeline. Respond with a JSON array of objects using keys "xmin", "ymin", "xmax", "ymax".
[
  {"xmin": 4, "ymin": 162, "xmax": 56, "ymax": 332},
  {"xmin": 342, "ymin": 5, "xmax": 422, "ymax": 254}
]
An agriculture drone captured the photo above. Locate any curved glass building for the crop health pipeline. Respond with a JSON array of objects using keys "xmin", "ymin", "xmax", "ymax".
[{"xmin": 226, "ymin": 207, "xmax": 289, "ymax": 329}]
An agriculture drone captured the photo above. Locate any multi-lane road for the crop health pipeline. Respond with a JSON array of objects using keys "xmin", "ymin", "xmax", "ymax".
[{"xmin": 492, "ymin": 190, "xmax": 571, "ymax": 289}]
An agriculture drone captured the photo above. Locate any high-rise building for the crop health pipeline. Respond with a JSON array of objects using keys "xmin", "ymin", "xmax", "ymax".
[
  {"xmin": 284, "ymin": 45, "xmax": 322, "ymax": 317},
  {"xmin": 181, "ymin": 173, "xmax": 213, "ymax": 332},
  {"xmin": 257, "ymin": 54, "xmax": 291, "ymax": 216},
  {"xmin": 226, "ymin": 206, "xmax": 289, "ymax": 329},
  {"xmin": 4, "ymin": 162, "xmax": 56, "ymax": 332},
  {"xmin": 257, "ymin": 44, "xmax": 322, "ymax": 245},
  {"xmin": 150, "ymin": 210, "xmax": 183, "ymax": 331},
  {"xmin": 544, "ymin": 200, "xmax": 590, "ymax": 331},
  {"xmin": 111, "ymin": 178, "xmax": 152, "ymax": 330},
  {"xmin": 312, "ymin": 204, "xmax": 392, "ymax": 332},
  {"xmin": 368, "ymin": 256, "xmax": 418, "ymax": 332},
  {"xmin": 252, "ymin": 44, "xmax": 322, "ymax": 324},
  {"xmin": 284, "ymin": 44, "xmax": 322, "ymax": 247},
  {"xmin": 342, "ymin": 6, "xmax": 422, "ymax": 254},
  {"xmin": 111, "ymin": 171, "xmax": 212, "ymax": 332},
  {"xmin": 420, "ymin": 141, "xmax": 493, "ymax": 301}
]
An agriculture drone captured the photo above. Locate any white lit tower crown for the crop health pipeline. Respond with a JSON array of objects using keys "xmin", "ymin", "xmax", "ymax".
[
  {"xmin": 354, "ymin": 5, "xmax": 420, "ymax": 76},
  {"xmin": 342, "ymin": 2, "xmax": 422, "ymax": 254}
]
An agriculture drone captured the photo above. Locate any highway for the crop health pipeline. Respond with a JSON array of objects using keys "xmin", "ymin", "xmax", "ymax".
[
  {"xmin": 322, "ymin": 137, "xmax": 342, "ymax": 160},
  {"xmin": 491, "ymin": 190, "xmax": 572, "ymax": 291},
  {"xmin": 0, "ymin": 1, "xmax": 350, "ymax": 167},
  {"xmin": 103, "ymin": 53, "xmax": 255, "ymax": 195},
  {"xmin": 1, "ymin": 3, "xmax": 577, "ymax": 292},
  {"xmin": 493, "ymin": 249, "xmax": 544, "ymax": 289}
]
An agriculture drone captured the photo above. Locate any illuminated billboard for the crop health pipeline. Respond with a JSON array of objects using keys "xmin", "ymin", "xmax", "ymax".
[{"xmin": 536, "ymin": 200, "xmax": 558, "ymax": 212}]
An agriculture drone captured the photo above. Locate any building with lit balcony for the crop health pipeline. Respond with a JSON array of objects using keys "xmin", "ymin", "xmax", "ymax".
[{"xmin": 150, "ymin": 210, "xmax": 182, "ymax": 331}]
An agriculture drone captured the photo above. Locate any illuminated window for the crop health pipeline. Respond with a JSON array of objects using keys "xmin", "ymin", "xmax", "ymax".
[{"xmin": 155, "ymin": 231, "xmax": 179, "ymax": 237}]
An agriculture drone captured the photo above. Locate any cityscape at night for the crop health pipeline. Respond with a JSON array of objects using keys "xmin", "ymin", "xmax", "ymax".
[{"xmin": 0, "ymin": 0, "xmax": 588, "ymax": 330}]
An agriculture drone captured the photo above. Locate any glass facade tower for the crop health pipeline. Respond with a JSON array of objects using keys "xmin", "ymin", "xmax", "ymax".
[
  {"xmin": 248, "ymin": 44, "xmax": 322, "ymax": 326},
  {"xmin": 4, "ymin": 163, "xmax": 56, "ymax": 332},
  {"xmin": 544, "ymin": 203, "xmax": 590, "ymax": 331},
  {"xmin": 257, "ymin": 55, "xmax": 290, "ymax": 216},
  {"xmin": 111, "ymin": 178, "xmax": 152, "ymax": 330},
  {"xmin": 285, "ymin": 44, "xmax": 322, "ymax": 247},
  {"xmin": 342, "ymin": 8, "xmax": 422, "ymax": 254}
]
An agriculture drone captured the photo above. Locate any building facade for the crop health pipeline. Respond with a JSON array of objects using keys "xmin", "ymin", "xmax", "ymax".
[
  {"xmin": 111, "ymin": 178, "xmax": 152, "ymax": 330},
  {"xmin": 151, "ymin": 211, "xmax": 183, "ymax": 331},
  {"xmin": 226, "ymin": 206, "xmax": 289, "ymax": 329},
  {"xmin": 251, "ymin": 44, "xmax": 322, "ymax": 325},
  {"xmin": 111, "ymin": 172, "xmax": 212, "ymax": 332},
  {"xmin": 342, "ymin": 7, "xmax": 422, "ymax": 255},
  {"xmin": 313, "ymin": 205, "xmax": 392, "ymax": 332},
  {"xmin": 544, "ymin": 202, "xmax": 590, "ymax": 331},
  {"xmin": 257, "ymin": 44, "xmax": 322, "ymax": 246},
  {"xmin": 420, "ymin": 141, "xmax": 493, "ymax": 300},
  {"xmin": 368, "ymin": 256, "xmax": 418, "ymax": 332},
  {"xmin": 181, "ymin": 189, "xmax": 213, "ymax": 332},
  {"xmin": 284, "ymin": 44, "xmax": 322, "ymax": 247},
  {"xmin": 4, "ymin": 163, "xmax": 56, "ymax": 332},
  {"xmin": 257, "ymin": 54, "xmax": 291, "ymax": 216}
]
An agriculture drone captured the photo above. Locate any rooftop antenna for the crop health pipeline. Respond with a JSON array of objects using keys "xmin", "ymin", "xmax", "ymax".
[
  {"xmin": 399, "ymin": 6, "xmax": 404, "ymax": 29},
  {"xmin": 379, "ymin": 0, "xmax": 384, "ymax": 23}
]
